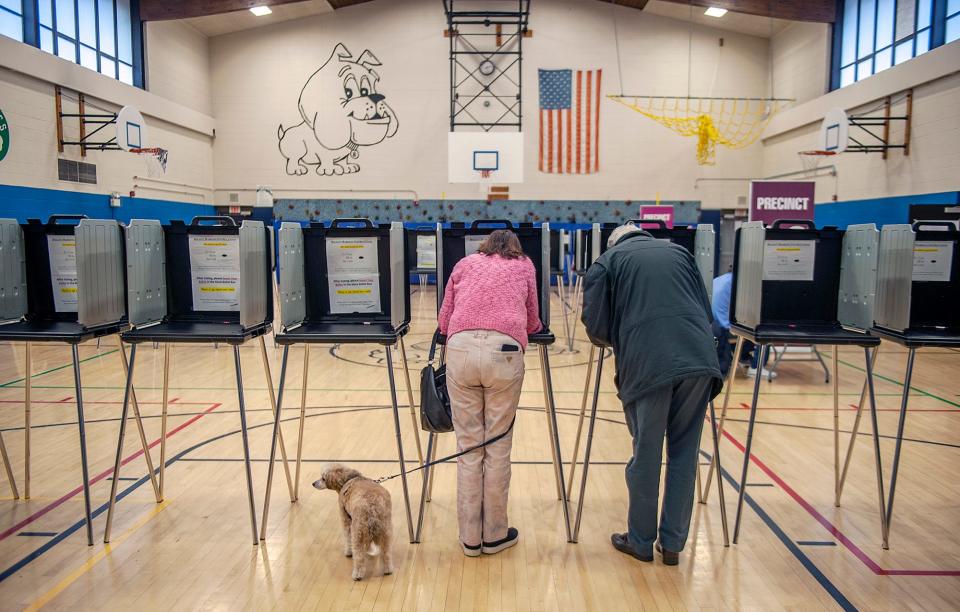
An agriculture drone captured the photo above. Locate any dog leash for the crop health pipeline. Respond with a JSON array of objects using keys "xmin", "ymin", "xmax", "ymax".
[{"xmin": 373, "ymin": 417, "xmax": 516, "ymax": 484}]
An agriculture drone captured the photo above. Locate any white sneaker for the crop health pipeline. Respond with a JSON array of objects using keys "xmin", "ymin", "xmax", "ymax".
[{"xmin": 747, "ymin": 367, "xmax": 777, "ymax": 380}]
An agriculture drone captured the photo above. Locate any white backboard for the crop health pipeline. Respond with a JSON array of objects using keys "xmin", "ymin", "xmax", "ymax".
[
  {"xmin": 819, "ymin": 107, "xmax": 848, "ymax": 154},
  {"xmin": 448, "ymin": 132, "xmax": 523, "ymax": 183},
  {"xmin": 116, "ymin": 106, "xmax": 149, "ymax": 151}
]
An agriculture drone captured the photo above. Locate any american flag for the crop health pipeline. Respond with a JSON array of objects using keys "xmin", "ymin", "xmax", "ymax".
[{"xmin": 538, "ymin": 68, "xmax": 602, "ymax": 174}]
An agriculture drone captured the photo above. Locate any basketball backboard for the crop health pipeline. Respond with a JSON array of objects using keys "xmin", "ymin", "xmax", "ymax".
[
  {"xmin": 448, "ymin": 132, "xmax": 523, "ymax": 183},
  {"xmin": 116, "ymin": 106, "xmax": 149, "ymax": 151},
  {"xmin": 819, "ymin": 107, "xmax": 848, "ymax": 154}
]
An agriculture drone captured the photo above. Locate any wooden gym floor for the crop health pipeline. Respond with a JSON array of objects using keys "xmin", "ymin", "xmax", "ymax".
[{"xmin": 0, "ymin": 288, "xmax": 958, "ymax": 611}]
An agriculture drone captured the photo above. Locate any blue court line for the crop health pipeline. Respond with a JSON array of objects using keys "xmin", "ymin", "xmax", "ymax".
[
  {"xmin": 2, "ymin": 408, "xmax": 856, "ymax": 610},
  {"xmin": 17, "ymin": 532, "xmax": 58, "ymax": 537},
  {"xmin": 797, "ymin": 541, "xmax": 838, "ymax": 546}
]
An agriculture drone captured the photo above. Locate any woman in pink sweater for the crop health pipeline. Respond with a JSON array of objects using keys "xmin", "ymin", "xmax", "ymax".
[{"xmin": 437, "ymin": 230, "xmax": 541, "ymax": 556}]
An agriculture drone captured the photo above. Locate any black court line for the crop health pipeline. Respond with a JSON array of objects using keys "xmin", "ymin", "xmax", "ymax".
[
  {"xmin": 797, "ymin": 541, "xmax": 838, "ymax": 547},
  {"xmin": 17, "ymin": 532, "xmax": 58, "ymax": 537}
]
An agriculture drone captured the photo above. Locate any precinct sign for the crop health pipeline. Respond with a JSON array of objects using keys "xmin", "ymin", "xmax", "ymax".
[{"xmin": 749, "ymin": 181, "xmax": 815, "ymax": 226}]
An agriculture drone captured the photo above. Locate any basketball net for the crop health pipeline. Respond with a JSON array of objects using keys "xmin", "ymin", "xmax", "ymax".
[
  {"xmin": 798, "ymin": 149, "xmax": 836, "ymax": 174},
  {"xmin": 130, "ymin": 147, "xmax": 169, "ymax": 177},
  {"xmin": 478, "ymin": 170, "xmax": 494, "ymax": 197}
]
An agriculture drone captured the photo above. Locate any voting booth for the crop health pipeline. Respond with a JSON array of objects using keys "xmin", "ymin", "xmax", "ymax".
[
  {"xmin": 102, "ymin": 216, "xmax": 282, "ymax": 546},
  {"xmin": 568, "ymin": 222, "xmax": 719, "ymax": 543},
  {"xmin": 0, "ymin": 216, "xmax": 159, "ymax": 546},
  {"xmin": 550, "ymin": 229, "xmax": 575, "ymax": 348},
  {"xmin": 722, "ymin": 220, "xmax": 882, "ymax": 544},
  {"xmin": 260, "ymin": 219, "xmax": 422, "ymax": 543},
  {"xmin": 407, "ymin": 226, "xmax": 438, "ymax": 288},
  {"xmin": 867, "ymin": 222, "xmax": 960, "ymax": 548},
  {"xmin": 417, "ymin": 220, "xmax": 572, "ymax": 542}
]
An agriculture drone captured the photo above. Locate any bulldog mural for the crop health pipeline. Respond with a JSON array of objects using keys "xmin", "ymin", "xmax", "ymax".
[{"xmin": 278, "ymin": 43, "xmax": 399, "ymax": 176}]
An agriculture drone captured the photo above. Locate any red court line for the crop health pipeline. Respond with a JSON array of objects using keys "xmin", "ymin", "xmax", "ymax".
[
  {"xmin": 736, "ymin": 402, "xmax": 959, "ymax": 413},
  {"xmin": 721, "ymin": 427, "xmax": 960, "ymax": 576},
  {"xmin": 0, "ymin": 402, "xmax": 222, "ymax": 542},
  {"xmin": 0, "ymin": 399, "xmax": 206, "ymax": 405}
]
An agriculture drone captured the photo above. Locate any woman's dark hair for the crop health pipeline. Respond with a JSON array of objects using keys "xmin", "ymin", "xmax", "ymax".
[{"xmin": 477, "ymin": 230, "xmax": 526, "ymax": 259}]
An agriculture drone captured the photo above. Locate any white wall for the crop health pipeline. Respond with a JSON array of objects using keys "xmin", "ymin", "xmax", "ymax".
[
  {"xmin": 770, "ymin": 22, "xmax": 830, "ymax": 105},
  {"xmin": 208, "ymin": 0, "xmax": 772, "ymax": 207},
  {"xmin": 145, "ymin": 20, "xmax": 212, "ymax": 116}
]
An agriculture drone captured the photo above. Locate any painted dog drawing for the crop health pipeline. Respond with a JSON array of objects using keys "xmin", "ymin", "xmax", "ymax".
[{"xmin": 278, "ymin": 43, "xmax": 399, "ymax": 176}]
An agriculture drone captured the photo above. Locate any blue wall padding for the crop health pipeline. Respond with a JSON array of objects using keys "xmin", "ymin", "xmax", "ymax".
[
  {"xmin": 815, "ymin": 191, "xmax": 959, "ymax": 229},
  {"xmin": 0, "ymin": 184, "xmax": 215, "ymax": 223}
]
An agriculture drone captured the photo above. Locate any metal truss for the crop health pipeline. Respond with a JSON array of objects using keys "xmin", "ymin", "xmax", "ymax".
[
  {"xmin": 846, "ymin": 90, "xmax": 912, "ymax": 159},
  {"xmin": 55, "ymin": 86, "xmax": 121, "ymax": 155}
]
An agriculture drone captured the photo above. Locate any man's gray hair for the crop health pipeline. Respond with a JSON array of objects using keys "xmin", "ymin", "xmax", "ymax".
[{"xmin": 607, "ymin": 223, "xmax": 644, "ymax": 248}]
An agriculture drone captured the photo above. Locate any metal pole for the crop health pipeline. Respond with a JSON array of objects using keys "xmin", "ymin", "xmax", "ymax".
[
  {"xmin": 24, "ymin": 342, "xmax": 31, "ymax": 499},
  {"xmin": 72, "ymin": 344, "xmax": 94, "ymax": 546},
  {"xmin": 160, "ymin": 343, "xmax": 170, "ymax": 500},
  {"xmin": 259, "ymin": 336, "xmax": 296, "ymax": 502},
  {"xmin": 234, "ymin": 346, "xmax": 259, "ymax": 545},
  {"xmin": 863, "ymin": 344, "xmax": 888, "ymax": 547},
  {"xmin": 538, "ymin": 345, "xmax": 563, "ymax": 500},
  {"xmin": 294, "ymin": 345, "xmax": 309, "ymax": 501},
  {"xmin": 837, "ymin": 345, "xmax": 880, "ymax": 505},
  {"xmin": 104, "ymin": 344, "xmax": 138, "ymax": 542},
  {"xmin": 701, "ymin": 335, "xmax": 743, "ymax": 503},
  {"xmin": 732, "ymin": 344, "xmax": 767, "ymax": 544},
  {"xmin": 573, "ymin": 348, "xmax": 605, "ymax": 542},
  {"xmin": 426, "ymin": 432, "xmax": 438, "ymax": 503},
  {"xmin": 414, "ymin": 432, "xmax": 436, "ymax": 543},
  {"xmin": 259, "ymin": 345, "xmax": 290, "ymax": 540},
  {"xmin": 386, "ymin": 348, "xmax": 416, "ymax": 543},
  {"xmin": 882, "ymin": 348, "xmax": 915, "ymax": 549},
  {"xmin": 399, "ymin": 337, "xmax": 424, "ymax": 464},
  {"xmin": 832, "ymin": 345, "xmax": 840, "ymax": 505},
  {"xmin": 566, "ymin": 344, "xmax": 596, "ymax": 497},
  {"xmin": 707, "ymin": 399, "xmax": 729, "ymax": 546},
  {"xmin": 568, "ymin": 274, "xmax": 582, "ymax": 351},
  {"xmin": 118, "ymin": 342, "xmax": 161, "ymax": 502},
  {"xmin": 541, "ymin": 345, "xmax": 573, "ymax": 542},
  {"xmin": 0, "ymin": 424, "xmax": 17, "ymax": 499},
  {"xmin": 556, "ymin": 275, "xmax": 571, "ymax": 347}
]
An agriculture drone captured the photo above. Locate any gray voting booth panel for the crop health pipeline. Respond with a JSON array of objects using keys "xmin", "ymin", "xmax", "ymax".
[
  {"xmin": 278, "ymin": 222, "xmax": 306, "ymax": 330},
  {"xmin": 695, "ymin": 225, "xmax": 715, "ymax": 301},
  {"xmin": 390, "ymin": 222, "xmax": 407, "ymax": 329},
  {"xmin": 874, "ymin": 224, "xmax": 915, "ymax": 332},
  {"xmin": 541, "ymin": 224, "xmax": 551, "ymax": 325},
  {"xmin": 125, "ymin": 220, "xmax": 167, "ymax": 327},
  {"xmin": 838, "ymin": 224, "xmax": 879, "ymax": 331},
  {"xmin": 0, "ymin": 219, "xmax": 27, "ymax": 322},
  {"xmin": 76, "ymin": 219, "xmax": 126, "ymax": 329},
  {"xmin": 734, "ymin": 221, "xmax": 765, "ymax": 329},
  {"xmin": 239, "ymin": 220, "xmax": 270, "ymax": 329},
  {"xmin": 591, "ymin": 224, "xmax": 601, "ymax": 264}
]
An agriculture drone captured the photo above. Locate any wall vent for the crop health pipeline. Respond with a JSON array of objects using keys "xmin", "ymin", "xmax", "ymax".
[{"xmin": 58, "ymin": 159, "xmax": 97, "ymax": 185}]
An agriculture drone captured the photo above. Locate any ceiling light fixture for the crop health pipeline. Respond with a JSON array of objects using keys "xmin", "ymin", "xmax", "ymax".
[
  {"xmin": 704, "ymin": 7, "xmax": 728, "ymax": 18},
  {"xmin": 249, "ymin": 5, "xmax": 272, "ymax": 16}
]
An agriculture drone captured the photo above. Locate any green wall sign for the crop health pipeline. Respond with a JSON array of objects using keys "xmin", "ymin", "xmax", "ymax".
[{"xmin": 0, "ymin": 108, "xmax": 9, "ymax": 162}]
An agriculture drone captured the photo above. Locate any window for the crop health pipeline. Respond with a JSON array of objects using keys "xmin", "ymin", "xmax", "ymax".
[
  {"xmin": 0, "ymin": 0, "xmax": 23, "ymax": 42},
  {"xmin": 832, "ymin": 0, "xmax": 957, "ymax": 89},
  {"xmin": 1, "ymin": 1, "xmax": 142, "ymax": 87}
]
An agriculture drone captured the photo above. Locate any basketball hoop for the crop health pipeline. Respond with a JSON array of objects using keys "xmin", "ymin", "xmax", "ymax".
[
  {"xmin": 798, "ymin": 149, "xmax": 836, "ymax": 173},
  {"xmin": 130, "ymin": 147, "xmax": 169, "ymax": 177},
  {"xmin": 480, "ymin": 169, "xmax": 491, "ymax": 179}
]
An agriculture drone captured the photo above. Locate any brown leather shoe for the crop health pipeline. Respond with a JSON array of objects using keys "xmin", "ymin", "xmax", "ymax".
[
  {"xmin": 611, "ymin": 533, "xmax": 653, "ymax": 562},
  {"xmin": 656, "ymin": 542, "xmax": 679, "ymax": 566}
]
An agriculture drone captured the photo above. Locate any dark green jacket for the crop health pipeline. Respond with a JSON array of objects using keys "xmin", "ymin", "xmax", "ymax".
[{"xmin": 581, "ymin": 231, "xmax": 722, "ymax": 404}]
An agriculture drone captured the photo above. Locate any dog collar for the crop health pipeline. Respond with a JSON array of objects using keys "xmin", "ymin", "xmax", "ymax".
[{"xmin": 341, "ymin": 475, "xmax": 363, "ymax": 491}]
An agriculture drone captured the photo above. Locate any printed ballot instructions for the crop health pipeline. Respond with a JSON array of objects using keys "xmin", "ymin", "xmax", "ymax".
[
  {"xmin": 762, "ymin": 240, "xmax": 816, "ymax": 281},
  {"xmin": 189, "ymin": 235, "xmax": 241, "ymax": 311},
  {"xmin": 326, "ymin": 237, "xmax": 381, "ymax": 313},
  {"xmin": 912, "ymin": 241, "xmax": 954, "ymax": 282},
  {"xmin": 464, "ymin": 235, "xmax": 486, "ymax": 257},
  {"xmin": 416, "ymin": 235, "xmax": 437, "ymax": 269},
  {"xmin": 48, "ymin": 234, "xmax": 79, "ymax": 312}
]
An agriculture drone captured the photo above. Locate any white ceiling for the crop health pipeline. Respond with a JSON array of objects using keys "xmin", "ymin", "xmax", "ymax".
[
  {"xmin": 643, "ymin": 1, "xmax": 793, "ymax": 38},
  {"xmin": 184, "ymin": 0, "xmax": 334, "ymax": 37}
]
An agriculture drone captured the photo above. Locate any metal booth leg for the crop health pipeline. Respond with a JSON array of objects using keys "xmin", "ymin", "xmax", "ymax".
[
  {"xmin": 105, "ymin": 344, "xmax": 140, "ymax": 543},
  {"xmin": 567, "ymin": 275, "xmax": 583, "ymax": 352},
  {"xmin": 71, "ymin": 345, "xmax": 94, "ymax": 546},
  {"xmin": 707, "ymin": 399, "xmax": 729, "ymax": 546},
  {"xmin": 863, "ymin": 345, "xmax": 888, "ymax": 546},
  {"xmin": 160, "ymin": 343, "xmax": 171, "ymax": 500},
  {"xmin": 260, "ymin": 345, "xmax": 291, "ymax": 540},
  {"xmin": 881, "ymin": 347, "xmax": 916, "ymax": 549},
  {"xmin": 556, "ymin": 274, "xmax": 571, "ymax": 347},
  {"xmin": 425, "ymin": 432, "xmax": 438, "ymax": 503},
  {"xmin": 24, "ymin": 342, "xmax": 30, "ymax": 499},
  {"xmin": 540, "ymin": 345, "xmax": 572, "ymax": 542},
  {"xmin": 814, "ymin": 346, "xmax": 831, "ymax": 383},
  {"xmin": 258, "ymin": 336, "xmax": 296, "ymax": 503},
  {"xmin": 732, "ymin": 343, "xmax": 768, "ymax": 544},
  {"xmin": 398, "ymin": 337, "xmax": 424, "ymax": 465},
  {"xmin": 538, "ymin": 346, "xmax": 563, "ymax": 501},
  {"xmin": 234, "ymin": 345, "xmax": 260, "ymax": 545},
  {"xmin": 572, "ymin": 347, "xmax": 605, "ymax": 542},
  {"xmin": 832, "ymin": 345, "xmax": 840, "ymax": 504},
  {"xmin": 294, "ymin": 345, "xmax": 310, "ymax": 501},
  {"xmin": 414, "ymin": 431, "xmax": 436, "ymax": 543},
  {"xmin": 837, "ymin": 345, "xmax": 881, "ymax": 506},
  {"xmin": 0, "ymin": 419, "xmax": 18, "ymax": 499},
  {"xmin": 117, "ymin": 342, "xmax": 161, "ymax": 503},
  {"xmin": 566, "ymin": 344, "xmax": 596, "ymax": 498},
  {"xmin": 700, "ymin": 335, "xmax": 743, "ymax": 503},
  {"xmin": 385, "ymin": 347, "xmax": 416, "ymax": 543}
]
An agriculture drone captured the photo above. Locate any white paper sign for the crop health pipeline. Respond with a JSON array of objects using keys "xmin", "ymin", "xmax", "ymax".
[
  {"xmin": 465, "ymin": 235, "xmax": 486, "ymax": 257},
  {"xmin": 912, "ymin": 241, "xmax": 954, "ymax": 282},
  {"xmin": 762, "ymin": 240, "xmax": 816, "ymax": 281},
  {"xmin": 188, "ymin": 235, "xmax": 240, "ymax": 311},
  {"xmin": 416, "ymin": 235, "xmax": 437, "ymax": 270},
  {"xmin": 48, "ymin": 234, "xmax": 78, "ymax": 312},
  {"xmin": 326, "ymin": 237, "xmax": 381, "ymax": 313}
]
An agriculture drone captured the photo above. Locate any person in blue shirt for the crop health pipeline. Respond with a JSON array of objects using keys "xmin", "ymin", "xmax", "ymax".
[{"xmin": 711, "ymin": 272, "xmax": 773, "ymax": 379}]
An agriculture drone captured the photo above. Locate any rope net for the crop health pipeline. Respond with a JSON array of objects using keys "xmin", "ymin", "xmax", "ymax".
[{"xmin": 609, "ymin": 95, "xmax": 788, "ymax": 165}]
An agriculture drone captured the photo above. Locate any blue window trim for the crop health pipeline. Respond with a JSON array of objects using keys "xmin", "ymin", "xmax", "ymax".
[{"xmin": 2, "ymin": 1, "xmax": 143, "ymax": 89}]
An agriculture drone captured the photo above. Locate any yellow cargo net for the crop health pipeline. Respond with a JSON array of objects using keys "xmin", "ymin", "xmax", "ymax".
[{"xmin": 609, "ymin": 95, "xmax": 788, "ymax": 165}]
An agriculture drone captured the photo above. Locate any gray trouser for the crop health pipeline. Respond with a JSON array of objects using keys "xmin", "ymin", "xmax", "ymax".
[{"xmin": 623, "ymin": 376, "xmax": 712, "ymax": 554}]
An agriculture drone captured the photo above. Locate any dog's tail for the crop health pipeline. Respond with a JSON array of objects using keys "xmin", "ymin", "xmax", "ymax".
[
  {"xmin": 277, "ymin": 123, "xmax": 285, "ymax": 139},
  {"xmin": 366, "ymin": 542, "xmax": 381, "ymax": 557}
]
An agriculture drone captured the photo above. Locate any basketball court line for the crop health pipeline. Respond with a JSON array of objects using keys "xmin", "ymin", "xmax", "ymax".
[{"xmin": 0, "ymin": 349, "xmax": 119, "ymax": 388}]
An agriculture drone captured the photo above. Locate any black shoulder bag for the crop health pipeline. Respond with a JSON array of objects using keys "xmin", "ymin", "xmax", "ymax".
[{"xmin": 420, "ymin": 330, "xmax": 453, "ymax": 433}]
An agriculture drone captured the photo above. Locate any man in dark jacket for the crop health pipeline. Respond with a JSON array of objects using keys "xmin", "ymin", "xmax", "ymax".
[{"xmin": 581, "ymin": 223, "xmax": 722, "ymax": 566}]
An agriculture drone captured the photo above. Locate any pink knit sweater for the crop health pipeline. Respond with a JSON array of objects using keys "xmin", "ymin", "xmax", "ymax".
[{"xmin": 438, "ymin": 253, "xmax": 542, "ymax": 350}]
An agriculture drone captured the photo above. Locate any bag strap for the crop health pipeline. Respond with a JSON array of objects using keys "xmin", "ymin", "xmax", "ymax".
[
  {"xmin": 373, "ymin": 416, "xmax": 516, "ymax": 484},
  {"xmin": 427, "ymin": 329, "xmax": 444, "ymax": 363}
]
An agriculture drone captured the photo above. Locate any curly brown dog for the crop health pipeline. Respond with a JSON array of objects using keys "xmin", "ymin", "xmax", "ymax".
[{"xmin": 313, "ymin": 464, "xmax": 394, "ymax": 580}]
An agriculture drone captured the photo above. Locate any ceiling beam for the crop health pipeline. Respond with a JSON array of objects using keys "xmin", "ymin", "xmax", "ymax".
[
  {"xmin": 653, "ymin": 0, "xmax": 836, "ymax": 23},
  {"xmin": 139, "ymin": 0, "xmax": 313, "ymax": 21}
]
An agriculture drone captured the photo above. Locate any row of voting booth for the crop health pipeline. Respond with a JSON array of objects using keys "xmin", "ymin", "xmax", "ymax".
[{"xmin": 0, "ymin": 215, "xmax": 956, "ymax": 551}]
